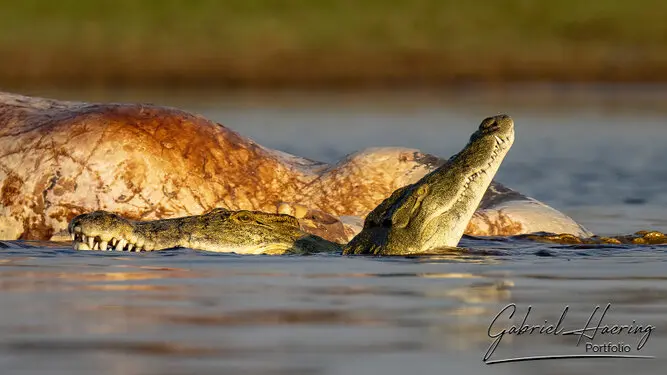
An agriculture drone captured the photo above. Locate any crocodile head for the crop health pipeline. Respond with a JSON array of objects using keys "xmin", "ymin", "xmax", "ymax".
[
  {"xmin": 344, "ymin": 115, "xmax": 515, "ymax": 255},
  {"xmin": 68, "ymin": 208, "xmax": 341, "ymax": 254}
]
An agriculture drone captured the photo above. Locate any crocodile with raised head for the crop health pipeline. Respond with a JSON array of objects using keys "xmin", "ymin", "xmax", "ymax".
[
  {"xmin": 69, "ymin": 115, "xmax": 514, "ymax": 255},
  {"xmin": 1, "ymin": 91, "xmax": 589, "ymax": 243}
]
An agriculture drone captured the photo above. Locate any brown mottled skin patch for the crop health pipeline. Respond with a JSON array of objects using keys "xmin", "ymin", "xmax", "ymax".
[
  {"xmin": 465, "ymin": 210, "xmax": 525, "ymax": 236},
  {"xmin": 296, "ymin": 208, "xmax": 348, "ymax": 244},
  {"xmin": 0, "ymin": 91, "xmax": 587, "ymax": 242},
  {"xmin": 303, "ymin": 148, "xmax": 438, "ymax": 216},
  {"xmin": 1, "ymin": 173, "xmax": 23, "ymax": 206}
]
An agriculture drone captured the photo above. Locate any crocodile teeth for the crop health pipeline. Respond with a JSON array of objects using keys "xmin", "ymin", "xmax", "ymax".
[
  {"xmin": 116, "ymin": 239, "xmax": 127, "ymax": 251},
  {"xmin": 71, "ymin": 232, "xmax": 143, "ymax": 253}
]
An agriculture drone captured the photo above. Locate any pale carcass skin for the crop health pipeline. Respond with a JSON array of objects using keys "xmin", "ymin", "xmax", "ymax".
[{"xmin": 0, "ymin": 91, "xmax": 590, "ymax": 242}]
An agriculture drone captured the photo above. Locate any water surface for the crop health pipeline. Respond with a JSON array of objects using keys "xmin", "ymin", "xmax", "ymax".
[{"xmin": 2, "ymin": 86, "xmax": 667, "ymax": 374}]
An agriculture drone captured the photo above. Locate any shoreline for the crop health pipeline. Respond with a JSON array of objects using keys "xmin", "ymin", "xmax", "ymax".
[{"xmin": 3, "ymin": 50, "xmax": 667, "ymax": 88}]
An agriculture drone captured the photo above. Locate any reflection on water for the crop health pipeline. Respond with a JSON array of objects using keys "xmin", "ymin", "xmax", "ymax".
[
  {"xmin": 0, "ymin": 242, "xmax": 666, "ymax": 375},
  {"xmin": 1, "ymin": 87, "xmax": 667, "ymax": 374}
]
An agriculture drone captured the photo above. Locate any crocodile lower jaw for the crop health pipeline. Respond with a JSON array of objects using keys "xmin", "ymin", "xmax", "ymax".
[{"xmin": 71, "ymin": 230, "xmax": 151, "ymax": 252}]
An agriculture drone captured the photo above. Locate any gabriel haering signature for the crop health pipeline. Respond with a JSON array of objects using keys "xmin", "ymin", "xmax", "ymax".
[{"xmin": 484, "ymin": 303, "xmax": 655, "ymax": 364}]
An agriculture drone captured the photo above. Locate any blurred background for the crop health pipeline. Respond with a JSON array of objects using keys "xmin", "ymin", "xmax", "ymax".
[
  {"xmin": 1, "ymin": 0, "xmax": 667, "ymax": 233},
  {"xmin": 2, "ymin": 0, "xmax": 667, "ymax": 88}
]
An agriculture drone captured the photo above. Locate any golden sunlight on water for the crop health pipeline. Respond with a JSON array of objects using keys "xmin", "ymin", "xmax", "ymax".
[{"xmin": 1, "ymin": 240, "xmax": 667, "ymax": 375}]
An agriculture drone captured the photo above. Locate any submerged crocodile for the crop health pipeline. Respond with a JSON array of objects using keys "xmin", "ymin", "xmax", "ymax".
[
  {"xmin": 1, "ymin": 91, "xmax": 589, "ymax": 243},
  {"xmin": 69, "ymin": 115, "xmax": 515, "ymax": 255}
]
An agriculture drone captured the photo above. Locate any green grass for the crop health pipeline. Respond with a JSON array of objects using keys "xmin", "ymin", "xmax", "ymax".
[{"xmin": 1, "ymin": 0, "xmax": 667, "ymax": 87}]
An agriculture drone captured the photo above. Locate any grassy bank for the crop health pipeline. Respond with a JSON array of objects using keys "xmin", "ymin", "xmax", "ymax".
[{"xmin": 1, "ymin": 0, "xmax": 667, "ymax": 87}]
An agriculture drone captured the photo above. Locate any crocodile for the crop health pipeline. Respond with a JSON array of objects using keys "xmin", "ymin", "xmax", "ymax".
[
  {"xmin": 1, "ymin": 91, "xmax": 589, "ymax": 243},
  {"xmin": 68, "ymin": 115, "xmax": 514, "ymax": 255},
  {"xmin": 67, "ymin": 114, "xmax": 667, "ymax": 255},
  {"xmin": 68, "ymin": 112, "xmax": 667, "ymax": 255}
]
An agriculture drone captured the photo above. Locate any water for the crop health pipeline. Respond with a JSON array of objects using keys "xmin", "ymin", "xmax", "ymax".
[{"xmin": 2, "ymin": 86, "xmax": 667, "ymax": 374}]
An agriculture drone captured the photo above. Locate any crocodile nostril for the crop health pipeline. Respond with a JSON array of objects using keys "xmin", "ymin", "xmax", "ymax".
[{"xmin": 479, "ymin": 117, "xmax": 499, "ymax": 133}]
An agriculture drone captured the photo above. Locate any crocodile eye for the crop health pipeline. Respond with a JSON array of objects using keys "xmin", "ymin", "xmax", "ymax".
[
  {"xmin": 416, "ymin": 185, "xmax": 429, "ymax": 197},
  {"xmin": 236, "ymin": 213, "xmax": 251, "ymax": 222}
]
